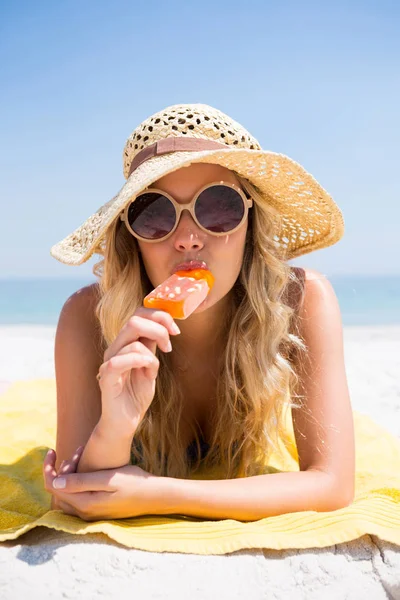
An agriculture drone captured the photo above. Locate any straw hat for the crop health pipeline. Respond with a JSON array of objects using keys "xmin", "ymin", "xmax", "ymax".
[{"xmin": 50, "ymin": 103, "xmax": 344, "ymax": 265}]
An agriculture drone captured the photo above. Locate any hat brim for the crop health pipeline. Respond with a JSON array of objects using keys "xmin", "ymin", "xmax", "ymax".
[{"xmin": 50, "ymin": 147, "xmax": 344, "ymax": 265}]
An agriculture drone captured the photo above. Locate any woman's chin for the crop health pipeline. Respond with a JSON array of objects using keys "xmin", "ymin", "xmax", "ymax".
[
  {"xmin": 192, "ymin": 296, "xmax": 210, "ymax": 314},
  {"xmin": 191, "ymin": 289, "xmax": 226, "ymax": 315},
  {"xmin": 186, "ymin": 292, "xmax": 213, "ymax": 317}
]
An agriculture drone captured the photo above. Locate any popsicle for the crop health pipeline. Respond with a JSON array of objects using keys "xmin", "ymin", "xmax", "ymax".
[{"xmin": 143, "ymin": 268, "xmax": 215, "ymax": 319}]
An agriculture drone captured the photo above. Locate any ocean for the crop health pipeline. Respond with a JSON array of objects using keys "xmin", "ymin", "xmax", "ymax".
[{"xmin": 0, "ymin": 275, "xmax": 399, "ymax": 327}]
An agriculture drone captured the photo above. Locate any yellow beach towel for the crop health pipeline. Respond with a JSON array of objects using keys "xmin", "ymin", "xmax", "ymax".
[{"xmin": 0, "ymin": 379, "xmax": 399, "ymax": 554}]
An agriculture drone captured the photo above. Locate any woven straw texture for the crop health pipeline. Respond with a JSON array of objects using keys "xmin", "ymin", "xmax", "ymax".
[{"xmin": 50, "ymin": 103, "xmax": 345, "ymax": 265}]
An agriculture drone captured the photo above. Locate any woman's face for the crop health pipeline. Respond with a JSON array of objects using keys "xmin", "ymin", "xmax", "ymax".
[{"xmin": 136, "ymin": 162, "xmax": 249, "ymax": 318}]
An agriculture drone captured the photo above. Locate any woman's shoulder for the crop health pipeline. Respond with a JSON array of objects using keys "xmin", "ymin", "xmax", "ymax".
[
  {"xmin": 61, "ymin": 281, "xmax": 100, "ymax": 318},
  {"xmin": 289, "ymin": 265, "xmax": 327, "ymax": 283},
  {"xmin": 59, "ymin": 282, "xmax": 105, "ymax": 356},
  {"xmin": 84, "ymin": 281, "xmax": 101, "ymax": 302},
  {"xmin": 292, "ymin": 267, "xmax": 339, "ymax": 327},
  {"xmin": 289, "ymin": 266, "xmax": 328, "ymax": 290},
  {"xmin": 76, "ymin": 281, "xmax": 102, "ymax": 328},
  {"xmin": 302, "ymin": 267, "xmax": 328, "ymax": 282},
  {"xmin": 286, "ymin": 266, "xmax": 331, "ymax": 320}
]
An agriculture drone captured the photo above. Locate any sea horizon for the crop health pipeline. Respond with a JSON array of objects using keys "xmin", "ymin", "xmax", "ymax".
[{"xmin": 0, "ymin": 274, "xmax": 399, "ymax": 327}]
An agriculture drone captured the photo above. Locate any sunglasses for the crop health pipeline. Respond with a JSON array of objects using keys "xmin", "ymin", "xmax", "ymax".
[{"xmin": 120, "ymin": 181, "xmax": 253, "ymax": 243}]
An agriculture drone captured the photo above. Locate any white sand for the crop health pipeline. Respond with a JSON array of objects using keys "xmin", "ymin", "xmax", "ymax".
[{"xmin": 0, "ymin": 324, "xmax": 399, "ymax": 599}]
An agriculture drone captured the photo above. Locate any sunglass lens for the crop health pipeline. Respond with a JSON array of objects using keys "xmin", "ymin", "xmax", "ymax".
[
  {"xmin": 195, "ymin": 185, "xmax": 245, "ymax": 233},
  {"xmin": 127, "ymin": 192, "xmax": 175, "ymax": 239}
]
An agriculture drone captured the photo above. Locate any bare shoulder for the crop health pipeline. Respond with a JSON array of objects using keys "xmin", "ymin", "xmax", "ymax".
[
  {"xmin": 58, "ymin": 281, "xmax": 105, "ymax": 359},
  {"xmin": 61, "ymin": 281, "xmax": 99, "ymax": 316},
  {"xmin": 296, "ymin": 267, "xmax": 342, "ymax": 338},
  {"xmin": 303, "ymin": 267, "xmax": 328, "ymax": 282},
  {"xmin": 301, "ymin": 267, "xmax": 336, "ymax": 298},
  {"xmin": 286, "ymin": 266, "xmax": 330, "ymax": 315},
  {"xmin": 62, "ymin": 281, "xmax": 100, "ymax": 314}
]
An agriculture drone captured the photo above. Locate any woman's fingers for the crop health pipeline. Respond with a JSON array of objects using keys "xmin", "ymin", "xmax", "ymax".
[
  {"xmin": 57, "ymin": 446, "xmax": 85, "ymax": 476},
  {"xmin": 97, "ymin": 351, "xmax": 159, "ymax": 388},
  {"xmin": 57, "ymin": 500, "xmax": 79, "ymax": 517},
  {"xmin": 44, "ymin": 448, "xmax": 114, "ymax": 494},
  {"xmin": 43, "ymin": 449, "xmax": 57, "ymax": 482},
  {"xmin": 44, "ymin": 447, "xmax": 84, "ymax": 487},
  {"xmin": 103, "ymin": 310, "xmax": 180, "ymax": 363},
  {"xmin": 58, "ymin": 459, "xmax": 67, "ymax": 476},
  {"xmin": 43, "ymin": 449, "xmax": 95, "ymax": 516},
  {"xmin": 116, "ymin": 339, "xmax": 158, "ymax": 360}
]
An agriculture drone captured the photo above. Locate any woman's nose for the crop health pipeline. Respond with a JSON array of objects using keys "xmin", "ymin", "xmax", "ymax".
[{"xmin": 172, "ymin": 209, "xmax": 205, "ymax": 247}]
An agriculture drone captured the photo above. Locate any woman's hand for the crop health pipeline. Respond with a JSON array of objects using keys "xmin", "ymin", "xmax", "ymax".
[
  {"xmin": 98, "ymin": 307, "xmax": 181, "ymax": 433},
  {"xmin": 44, "ymin": 447, "xmax": 163, "ymax": 521},
  {"xmin": 48, "ymin": 445, "xmax": 85, "ymax": 511}
]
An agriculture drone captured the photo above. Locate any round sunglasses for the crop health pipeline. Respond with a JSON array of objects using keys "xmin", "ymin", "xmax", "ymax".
[{"xmin": 119, "ymin": 181, "xmax": 253, "ymax": 243}]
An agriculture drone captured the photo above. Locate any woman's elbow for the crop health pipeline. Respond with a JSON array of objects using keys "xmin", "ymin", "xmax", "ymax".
[{"xmin": 330, "ymin": 480, "xmax": 355, "ymax": 510}]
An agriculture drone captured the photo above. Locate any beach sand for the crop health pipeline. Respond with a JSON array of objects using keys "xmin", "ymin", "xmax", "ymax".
[{"xmin": 0, "ymin": 324, "xmax": 399, "ymax": 599}]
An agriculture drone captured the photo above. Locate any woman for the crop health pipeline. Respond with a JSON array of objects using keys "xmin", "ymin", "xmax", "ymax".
[{"xmin": 43, "ymin": 103, "xmax": 355, "ymax": 522}]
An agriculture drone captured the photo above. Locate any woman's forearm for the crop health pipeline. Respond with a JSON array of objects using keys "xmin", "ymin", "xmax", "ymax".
[
  {"xmin": 77, "ymin": 419, "xmax": 135, "ymax": 473},
  {"xmin": 157, "ymin": 469, "xmax": 351, "ymax": 521}
]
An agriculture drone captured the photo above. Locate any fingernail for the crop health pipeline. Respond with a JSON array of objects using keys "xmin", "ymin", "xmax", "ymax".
[
  {"xmin": 171, "ymin": 323, "xmax": 181, "ymax": 334},
  {"xmin": 53, "ymin": 477, "xmax": 66, "ymax": 489},
  {"xmin": 165, "ymin": 340, "xmax": 172, "ymax": 352}
]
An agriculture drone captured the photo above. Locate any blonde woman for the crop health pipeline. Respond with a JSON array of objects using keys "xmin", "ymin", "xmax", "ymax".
[{"xmin": 43, "ymin": 103, "xmax": 355, "ymax": 522}]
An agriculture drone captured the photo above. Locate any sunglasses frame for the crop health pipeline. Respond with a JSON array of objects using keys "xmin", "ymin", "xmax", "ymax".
[{"xmin": 119, "ymin": 180, "xmax": 253, "ymax": 243}]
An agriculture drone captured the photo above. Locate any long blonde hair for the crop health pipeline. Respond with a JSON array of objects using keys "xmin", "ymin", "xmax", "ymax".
[{"xmin": 92, "ymin": 172, "xmax": 308, "ymax": 479}]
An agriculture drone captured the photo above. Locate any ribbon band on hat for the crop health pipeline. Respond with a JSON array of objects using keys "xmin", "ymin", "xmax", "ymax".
[
  {"xmin": 128, "ymin": 137, "xmax": 229, "ymax": 177},
  {"xmin": 50, "ymin": 103, "xmax": 345, "ymax": 265}
]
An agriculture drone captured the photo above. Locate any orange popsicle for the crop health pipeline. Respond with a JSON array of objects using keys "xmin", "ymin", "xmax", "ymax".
[{"xmin": 143, "ymin": 269, "xmax": 215, "ymax": 319}]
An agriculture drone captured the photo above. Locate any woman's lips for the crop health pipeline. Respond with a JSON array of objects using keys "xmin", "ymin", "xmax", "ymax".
[{"xmin": 172, "ymin": 260, "xmax": 208, "ymax": 273}]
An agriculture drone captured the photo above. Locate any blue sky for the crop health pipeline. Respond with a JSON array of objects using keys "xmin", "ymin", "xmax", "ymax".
[{"xmin": 1, "ymin": 0, "xmax": 399, "ymax": 279}]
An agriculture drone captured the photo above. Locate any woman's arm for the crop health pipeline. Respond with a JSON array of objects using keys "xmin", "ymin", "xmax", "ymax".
[
  {"xmin": 76, "ymin": 418, "xmax": 135, "ymax": 473},
  {"xmin": 290, "ymin": 269, "xmax": 355, "ymax": 498},
  {"xmin": 50, "ymin": 422, "xmax": 135, "ymax": 510},
  {"xmin": 48, "ymin": 461, "xmax": 345, "ymax": 520},
  {"xmin": 54, "ymin": 284, "xmax": 135, "ymax": 475},
  {"xmin": 150, "ymin": 269, "xmax": 355, "ymax": 521},
  {"xmin": 156, "ymin": 469, "xmax": 347, "ymax": 521}
]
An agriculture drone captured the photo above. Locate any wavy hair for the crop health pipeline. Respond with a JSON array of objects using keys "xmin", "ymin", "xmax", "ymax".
[{"xmin": 92, "ymin": 171, "xmax": 308, "ymax": 479}]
